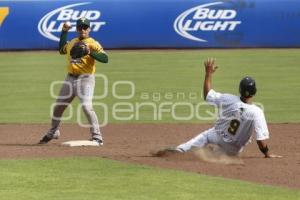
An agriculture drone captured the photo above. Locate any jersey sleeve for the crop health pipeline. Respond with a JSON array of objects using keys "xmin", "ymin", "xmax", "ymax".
[
  {"xmin": 60, "ymin": 43, "xmax": 68, "ymax": 54},
  {"xmin": 90, "ymin": 41, "xmax": 105, "ymax": 53},
  {"xmin": 206, "ymin": 89, "xmax": 223, "ymax": 107},
  {"xmin": 253, "ymin": 108, "xmax": 270, "ymax": 140},
  {"xmin": 59, "ymin": 31, "xmax": 68, "ymax": 54}
]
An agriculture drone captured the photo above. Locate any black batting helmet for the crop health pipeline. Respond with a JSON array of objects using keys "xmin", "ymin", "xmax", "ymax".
[{"xmin": 239, "ymin": 76, "xmax": 257, "ymax": 98}]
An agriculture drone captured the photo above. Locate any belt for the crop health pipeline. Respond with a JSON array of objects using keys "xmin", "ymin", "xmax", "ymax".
[{"xmin": 68, "ymin": 73, "xmax": 80, "ymax": 78}]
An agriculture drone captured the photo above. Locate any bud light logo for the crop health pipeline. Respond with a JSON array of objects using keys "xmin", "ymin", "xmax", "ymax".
[
  {"xmin": 38, "ymin": 2, "xmax": 106, "ymax": 42},
  {"xmin": 174, "ymin": 2, "xmax": 241, "ymax": 42}
]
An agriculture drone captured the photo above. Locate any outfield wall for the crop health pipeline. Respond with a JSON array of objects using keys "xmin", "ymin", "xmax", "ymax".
[{"xmin": 0, "ymin": 0, "xmax": 300, "ymax": 49}]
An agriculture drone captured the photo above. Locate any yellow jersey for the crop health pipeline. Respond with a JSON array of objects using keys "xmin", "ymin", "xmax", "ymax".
[{"xmin": 62, "ymin": 37, "xmax": 105, "ymax": 75}]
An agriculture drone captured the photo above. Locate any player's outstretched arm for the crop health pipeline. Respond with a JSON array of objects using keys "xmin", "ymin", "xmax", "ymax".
[
  {"xmin": 90, "ymin": 51, "xmax": 108, "ymax": 63},
  {"xmin": 256, "ymin": 140, "xmax": 282, "ymax": 158},
  {"xmin": 203, "ymin": 58, "xmax": 218, "ymax": 100}
]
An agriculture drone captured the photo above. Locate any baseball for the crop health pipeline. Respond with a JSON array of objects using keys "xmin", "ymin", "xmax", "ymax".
[{"xmin": 64, "ymin": 21, "xmax": 71, "ymax": 28}]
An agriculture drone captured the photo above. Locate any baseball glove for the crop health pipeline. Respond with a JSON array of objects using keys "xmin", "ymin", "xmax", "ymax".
[{"xmin": 70, "ymin": 41, "xmax": 89, "ymax": 59}]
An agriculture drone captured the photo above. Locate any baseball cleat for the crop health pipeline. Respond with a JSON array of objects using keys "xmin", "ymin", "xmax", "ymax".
[
  {"xmin": 38, "ymin": 135, "xmax": 53, "ymax": 144},
  {"xmin": 152, "ymin": 147, "xmax": 183, "ymax": 157},
  {"xmin": 38, "ymin": 130, "xmax": 60, "ymax": 144},
  {"xmin": 90, "ymin": 138, "xmax": 103, "ymax": 146}
]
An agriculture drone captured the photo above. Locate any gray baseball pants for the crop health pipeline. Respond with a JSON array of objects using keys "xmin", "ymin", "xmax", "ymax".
[
  {"xmin": 176, "ymin": 128, "xmax": 243, "ymax": 155},
  {"xmin": 47, "ymin": 74, "xmax": 102, "ymax": 140}
]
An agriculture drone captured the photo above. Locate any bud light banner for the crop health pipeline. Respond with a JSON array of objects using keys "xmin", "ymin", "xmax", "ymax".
[{"xmin": 0, "ymin": 0, "xmax": 300, "ymax": 49}]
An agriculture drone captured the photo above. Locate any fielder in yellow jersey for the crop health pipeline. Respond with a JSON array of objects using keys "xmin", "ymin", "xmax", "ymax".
[
  {"xmin": 39, "ymin": 18, "xmax": 108, "ymax": 146},
  {"xmin": 63, "ymin": 37, "xmax": 105, "ymax": 74}
]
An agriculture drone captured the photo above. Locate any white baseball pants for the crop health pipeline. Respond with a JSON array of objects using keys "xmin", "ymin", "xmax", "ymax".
[
  {"xmin": 176, "ymin": 128, "xmax": 243, "ymax": 155},
  {"xmin": 48, "ymin": 74, "xmax": 102, "ymax": 140}
]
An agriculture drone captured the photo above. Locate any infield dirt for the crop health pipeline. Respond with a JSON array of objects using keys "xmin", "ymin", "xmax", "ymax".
[{"xmin": 0, "ymin": 123, "xmax": 299, "ymax": 189}]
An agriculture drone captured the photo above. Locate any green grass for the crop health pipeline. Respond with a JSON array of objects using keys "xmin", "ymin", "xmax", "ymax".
[
  {"xmin": 0, "ymin": 50, "xmax": 299, "ymax": 198},
  {"xmin": 0, "ymin": 157, "xmax": 298, "ymax": 200},
  {"xmin": 0, "ymin": 49, "xmax": 299, "ymax": 123}
]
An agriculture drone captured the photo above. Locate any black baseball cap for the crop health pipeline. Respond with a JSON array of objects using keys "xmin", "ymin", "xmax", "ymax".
[{"xmin": 76, "ymin": 18, "xmax": 90, "ymax": 27}]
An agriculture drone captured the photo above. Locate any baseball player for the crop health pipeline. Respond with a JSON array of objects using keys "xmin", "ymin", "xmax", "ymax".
[
  {"xmin": 38, "ymin": 18, "xmax": 108, "ymax": 145},
  {"xmin": 155, "ymin": 58, "xmax": 281, "ymax": 158}
]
